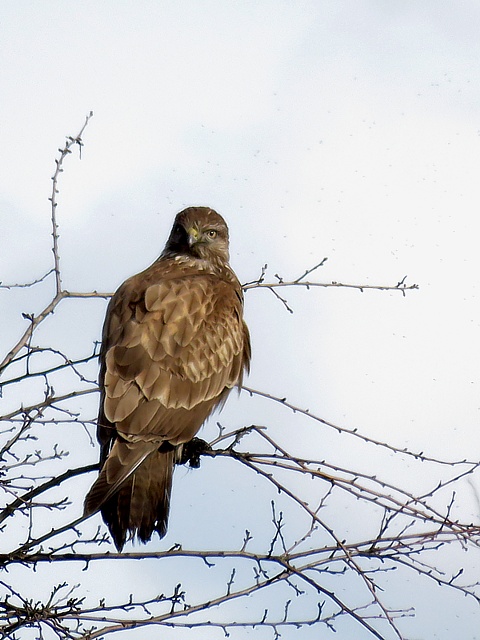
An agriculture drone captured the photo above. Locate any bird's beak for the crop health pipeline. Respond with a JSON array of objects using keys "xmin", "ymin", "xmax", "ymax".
[{"xmin": 187, "ymin": 227, "xmax": 199, "ymax": 247}]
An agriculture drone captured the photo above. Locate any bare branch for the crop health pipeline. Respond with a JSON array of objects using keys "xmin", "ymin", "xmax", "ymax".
[{"xmin": 1, "ymin": 116, "xmax": 477, "ymax": 640}]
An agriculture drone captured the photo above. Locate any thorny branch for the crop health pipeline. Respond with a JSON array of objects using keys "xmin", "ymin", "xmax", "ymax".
[
  {"xmin": 0, "ymin": 111, "xmax": 111, "ymax": 377},
  {"xmin": 243, "ymin": 261, "xmax": 418, "ymax": 313},
  {"xmin": 0, "ymin": 116, "xmax": 478, "ymax": 640}
]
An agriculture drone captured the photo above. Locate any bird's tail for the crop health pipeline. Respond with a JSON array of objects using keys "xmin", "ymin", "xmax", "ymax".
[{"xmin": 84, "ymin": 440, "xmax": 175, "ymax": 551}]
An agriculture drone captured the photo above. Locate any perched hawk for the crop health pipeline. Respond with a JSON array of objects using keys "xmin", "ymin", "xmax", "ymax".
[{"xmin": 84, "ymin": 207, "xmax": 250, "ymax": 551}]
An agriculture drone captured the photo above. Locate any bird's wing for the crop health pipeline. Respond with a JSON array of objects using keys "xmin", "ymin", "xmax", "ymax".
[
  {"xmin": 102, "ymin": 263, "xmax": 248, "ymax": 445},
  {"xmin": 85, "ymin": 261, "xmax": 249, "ymax": 522}
]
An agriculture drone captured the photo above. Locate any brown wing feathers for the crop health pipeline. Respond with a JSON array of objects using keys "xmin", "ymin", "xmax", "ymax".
[{"xmin": 84, "ymin": 207, "xmax": 250, "ymax": 551}]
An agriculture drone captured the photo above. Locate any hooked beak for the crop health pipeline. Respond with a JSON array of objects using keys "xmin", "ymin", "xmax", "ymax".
[{"xmin": 187, "ymin": 227, "xmax": 199, "ymax": 247}]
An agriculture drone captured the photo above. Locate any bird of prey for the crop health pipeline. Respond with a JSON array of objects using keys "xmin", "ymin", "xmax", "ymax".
[{"xmin": 84, "ymin": 207, "xmax": 251, "ymax": 551}]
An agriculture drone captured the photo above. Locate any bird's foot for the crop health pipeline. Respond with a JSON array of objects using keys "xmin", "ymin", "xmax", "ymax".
[{"xmin": 178, "ymin": 438, "xmax": 211, "ymax": 468}]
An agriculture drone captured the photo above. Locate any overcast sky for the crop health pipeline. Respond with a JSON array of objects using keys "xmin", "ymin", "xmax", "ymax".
[{"xmin": 1, "ymin": 2, "xmax": 480, "ymax": 638}]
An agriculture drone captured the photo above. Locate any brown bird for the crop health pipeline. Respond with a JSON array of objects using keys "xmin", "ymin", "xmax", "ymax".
[{"xmin": 84, "ymin": 207, "xmax": 251, "ymax": 551}]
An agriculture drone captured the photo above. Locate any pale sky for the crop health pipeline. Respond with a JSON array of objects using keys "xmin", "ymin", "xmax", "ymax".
[{"xmin": 1, "ymin": 2, "xmax": 480, "ymax": 638}]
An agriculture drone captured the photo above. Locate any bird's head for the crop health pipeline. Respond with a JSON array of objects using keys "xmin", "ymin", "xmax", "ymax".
[{"xmin": 162, "ymin": 207, "xmax": 230, "ymax": 263}]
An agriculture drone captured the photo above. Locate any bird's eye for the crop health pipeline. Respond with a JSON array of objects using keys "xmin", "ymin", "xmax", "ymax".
[{"xmin": 206, "ymin": 229, "xmax": 217, "ymax": 239}]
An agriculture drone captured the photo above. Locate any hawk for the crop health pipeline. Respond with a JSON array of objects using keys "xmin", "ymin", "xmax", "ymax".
[{"xmin": 84, "ymin": 207, "xmax": 251, "ymax": 551}]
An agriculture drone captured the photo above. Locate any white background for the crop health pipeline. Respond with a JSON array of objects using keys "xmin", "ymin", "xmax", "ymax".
[{"xmin": 1, "ymin": 2, "xmax": 480, "ymax": 638}]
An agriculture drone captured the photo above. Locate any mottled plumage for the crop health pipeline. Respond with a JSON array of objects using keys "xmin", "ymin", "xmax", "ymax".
[{"xmin": 84, "ymin": 207, "xmax": 250, "ymax": 550}]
